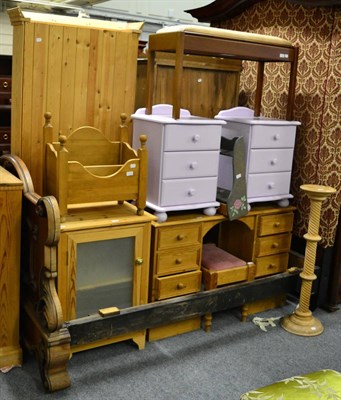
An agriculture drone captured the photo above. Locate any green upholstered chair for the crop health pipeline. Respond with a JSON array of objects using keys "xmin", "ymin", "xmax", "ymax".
[{"xmin": 240, "ymin": 369, "xmax": 341, "ymax": 400}]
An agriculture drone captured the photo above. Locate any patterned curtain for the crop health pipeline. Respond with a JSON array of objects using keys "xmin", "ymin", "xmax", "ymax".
[{"xmin": 216, "ymin": 0, "xmax": 341, "ymax": 247}]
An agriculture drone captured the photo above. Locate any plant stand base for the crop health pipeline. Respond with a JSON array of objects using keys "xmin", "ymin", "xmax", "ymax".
[{"xmin": 281, "ymin": 312, "xmax": 324, "ymax": 337}]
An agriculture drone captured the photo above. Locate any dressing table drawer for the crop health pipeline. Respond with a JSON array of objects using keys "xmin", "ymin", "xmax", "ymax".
[
  {"xmin": 258, "ymin": 212, "xmax": 294, "ymax": 236},
  {"xmin": 157, "ymin": 224, "xmax": 201, "ymax": 249},
  {"xmin": 155, "ymin": 270, "xmax": 202, "ymax": 300},
  {"xmin": 156, "ymin": 247, "xmax": 200, "ymax": 276},
  {"xmin": 256, "ymin": 233, "xmax": 292, "ymax": 257},
  {"xmin": 255, "ymin": 253, "xmax": 289, "ymax": 277}
]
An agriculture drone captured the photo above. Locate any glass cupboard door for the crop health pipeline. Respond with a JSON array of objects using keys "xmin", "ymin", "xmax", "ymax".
[{"xmin": 59, "ymin": 225, "xmax": 145, "ymax": 320}]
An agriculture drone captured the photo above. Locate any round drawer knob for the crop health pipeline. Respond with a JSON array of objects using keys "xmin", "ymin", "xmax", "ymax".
[
  {"xmin": 273, "ymin": 133, "xmax": 280, "ymax": 141},
  {"xmin": 177, "ymin": 234, "xmax": 185, "ymax": 241},
  {"xmin": 274, "ymin": 222, "xmax": 281, "ymax": 227},
  {"xmin": 268, "ymin": 182, "xmax": 275, "ymax": 189},
  {"xmin": 270, "ymin": 158, "xmax": 278, "ymax": 165},
  {"xmin": 3, "ymin": 134, "xmax": 9, "ymax": 141},
  {"xmin": 272, "ymin": 242, "xmax": 279, "ymax": 248},
  {"xmin": 175, "ymin": 258, "xmax": 182, "ymax": 264},
  {"xmin": 192, "ymin": 134, "xmax": 200, "ymax": 142},
  {"xmin": 3, "ymin": 81, "xmax": 8, "ymax": 88},
  {"xmin": 269, "ymin": 263, "xmax": 276, "ymax": 269},
  {"xmin": 188, "ymin": 188, "xmax": 195, "ymax": 196},
  {"xmin": 189, "ymin": 161, "xmax": 198, "ymax": 169},
  {"xmin": 177, "ymin": 283, "xmax": 185, "ymax": 290}
]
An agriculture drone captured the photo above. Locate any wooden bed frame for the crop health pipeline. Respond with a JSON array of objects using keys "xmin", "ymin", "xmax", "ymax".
[
  {"xmin": 0, "ymin": 153, "xmax": 299, "ymax": 392},
  {"xmin": 145, "ymin": 25, "xmax": 299, "ymax": 120}
]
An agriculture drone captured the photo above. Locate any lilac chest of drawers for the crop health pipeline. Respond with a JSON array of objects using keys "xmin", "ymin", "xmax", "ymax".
[
  {"xmin": 215, "ymin": 107, "xmax": 301, "ymax": 209},
  {"xmin": 132, "ymin": 105, "xmax": 225, "ymax": 222}
]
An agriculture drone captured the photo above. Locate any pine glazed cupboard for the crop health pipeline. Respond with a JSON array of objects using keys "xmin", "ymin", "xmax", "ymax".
[{"xmin": 57, "ymin": 203, "xmax": 155, "ymax": 353}]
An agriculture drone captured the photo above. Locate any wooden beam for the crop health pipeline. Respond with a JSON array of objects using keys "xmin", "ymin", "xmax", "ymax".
[{"xmin": 66, "ymin": 271, "xmax": 298, "ymax": 346}]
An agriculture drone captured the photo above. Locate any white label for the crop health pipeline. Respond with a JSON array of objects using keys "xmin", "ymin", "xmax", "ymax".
[
  {"xmin": 236, "ymin": 173, "xmax": 242, "ymax": 179},
  {"xmin": 129, "ymin": 163, "xmax": 136, "ymax": 169},
  {"xmin": 36, "ymin": 37, "xmax": 42, "ymax": 43},
  {"xmin": 279, "ymin": 53, "xmax": 289, "ymax": 59},
  {"xmin": 126, "ymin": 171, "xmax": 134, "ymax": 176}
]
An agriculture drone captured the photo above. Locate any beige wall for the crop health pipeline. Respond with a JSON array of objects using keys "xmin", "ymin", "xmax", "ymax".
[
  {"xmin": 0, "ymin": 0, "xmax": 208, "ymax": 55},
  {"xmin": 0, "ymin": 11, "xmax": 12, "ymax": 55}
]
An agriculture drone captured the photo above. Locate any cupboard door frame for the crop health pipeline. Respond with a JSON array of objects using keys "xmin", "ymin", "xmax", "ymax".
[{"xmin": 58, "ymin": 225, "xmax": 147, "ymax": 321}]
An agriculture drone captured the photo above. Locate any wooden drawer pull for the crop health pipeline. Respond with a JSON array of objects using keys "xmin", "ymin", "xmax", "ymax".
[
  {"xmin": 273, "ymin": 222, "xmax": 281, "ymax": 227},
  {"xmin": 177, "ymin": 282, "xmax": 186, "ymax": 290},
  {"xmin": 175, "ymin": 258, "xmax": 182, "ymax": 264},
  {"xmin": 269, "ymin": 263, "xmax": 276, "ymax": 269},
  {"xmin": 177, "ymin": 234, "xmax": 185, "ymax": 240},
  {"xmin": 272, "ymin": 242, "xmax": 279, "ymax": 248}
]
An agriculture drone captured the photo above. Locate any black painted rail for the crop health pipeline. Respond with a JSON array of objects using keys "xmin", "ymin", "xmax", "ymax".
[{"xmin": 66, "ymin": 271, "xmax": 299, "ymax": 346}]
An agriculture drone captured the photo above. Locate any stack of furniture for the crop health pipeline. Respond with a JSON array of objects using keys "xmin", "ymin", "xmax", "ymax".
[
  {"xmin": 134, "ymin": 24, "xmax": 300, "ymax": 319},
  {"xmin": 0, "ymin": 111, "xmax": 153, "ymax": 391},
  {"xmin": 2, "ymin": 15, "xmax": 303, "ymax": 392},
  {"xmin": 140, "ymin": 24, "xmax": 299, "ymax": 217}
]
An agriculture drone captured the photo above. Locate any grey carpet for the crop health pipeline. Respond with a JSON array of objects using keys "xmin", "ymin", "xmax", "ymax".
[{"xmin": 1, "ymin": 302, "xmax": 340, "ymax": 399}]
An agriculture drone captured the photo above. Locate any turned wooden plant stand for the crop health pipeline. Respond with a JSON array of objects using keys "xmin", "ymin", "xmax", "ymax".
[{"xmin": 281, "ymin": 184, "xmax": 336, "ymax": 336}]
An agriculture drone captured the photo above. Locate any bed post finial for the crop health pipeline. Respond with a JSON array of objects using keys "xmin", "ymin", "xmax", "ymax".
[
  {"xmin": 59, "ymin": 135, "xmax": 67, "ymax": 147},
  {"xmin": 136, "ymin": 134, "xmax": 148, "ymax": 215},
  {"xmin": 139, "ymin": 134, "xmax": 147, "ymax": 149},
  {"xmin": 57, "ymin": 134, "xmax": 68, "ymax": 221},
  {"xmin": 44, "ymin": 112, "xmax": 52, "ymax": 126},
  {"xmin": 120, "ymin": 113, "xmax": 129, "ymax": 143},
  {"xmin": 43, "ymin": 112, "xmax": 54, "ymax": 195},
  {"xmin": 43, "ymin": 112, "xmax": 53, "ymax": 143},
  {"xmin": 120, "ymin": 112, "xmax": 127, "ymax": 125}
]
